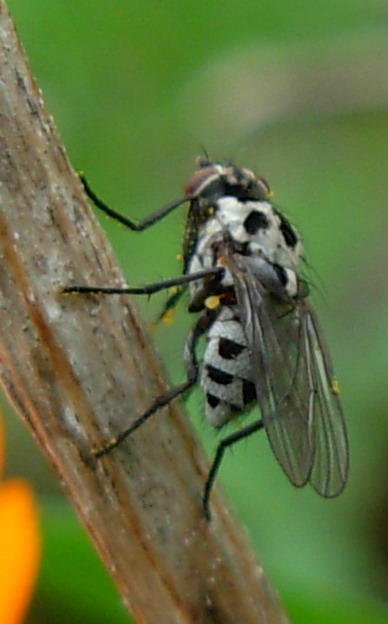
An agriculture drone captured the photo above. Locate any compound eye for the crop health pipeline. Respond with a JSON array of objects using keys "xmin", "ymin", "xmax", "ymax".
[{"xmin": 184, "ymin": 164, "xmax": 219, "ymax": 197}]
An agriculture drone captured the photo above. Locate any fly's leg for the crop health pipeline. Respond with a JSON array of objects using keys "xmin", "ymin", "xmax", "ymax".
[
  {"xmin": 78, "ymin": 175, "xmax": 195, "ymax": 318},
  {"xmin": 94, "ymin": 312, "xmax": 212, "ymax": 458},
  {"xmin": 80, "ymin": 174, "xmax": 194, "ymax": 231},
  {"xmin": 203, "ymin": 419, "xmax": 264, "ymax": 521},
  {"xmin": 63, "ymin": 267, "xmax": 224, "ymax": 296}
]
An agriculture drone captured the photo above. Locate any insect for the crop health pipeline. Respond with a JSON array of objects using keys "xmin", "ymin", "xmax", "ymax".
[{"xmin": 66, "ymin": 157, "xmax": 349, "ymax": 519}]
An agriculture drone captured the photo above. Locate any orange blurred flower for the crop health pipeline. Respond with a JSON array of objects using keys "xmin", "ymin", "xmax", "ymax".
[{"xmin": 0, "ymin": 414, "xmax": 41, "ymax": 624}]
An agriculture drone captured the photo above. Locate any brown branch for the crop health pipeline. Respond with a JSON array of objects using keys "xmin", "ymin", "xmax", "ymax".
[{"xmin": 0, "ymin": 3, "xmax": 291, "ymax": 623}]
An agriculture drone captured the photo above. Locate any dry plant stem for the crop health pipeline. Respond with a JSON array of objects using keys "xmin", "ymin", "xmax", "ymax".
[{"xmin": 0, "ymin": 3, "xmax": 291, "ymax": 623}]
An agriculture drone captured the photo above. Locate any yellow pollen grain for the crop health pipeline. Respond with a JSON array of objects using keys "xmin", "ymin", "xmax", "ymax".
[
  {"xmin": 205, "ymin": 295, "xmax": 221, "ymax": 310},
  {"xmin": 162, "ymin": 308, "xmax": 175, "ymax": 325},
  {"xmin": 331, "ymin": 378, "xmax": 340, "ymax": 395}
]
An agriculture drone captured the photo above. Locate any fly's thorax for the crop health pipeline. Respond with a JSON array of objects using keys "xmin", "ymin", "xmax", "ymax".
[
  {"xmin": 215, "ymin": 196, "xmax": 302, "ymax": 268},
  {"xmin": 186, "ymin": 194, "xmax": 303, "ymax": 308},
  {"xmin": 201, "ymin": 306, "xmax": 256, "ymax": 428}
]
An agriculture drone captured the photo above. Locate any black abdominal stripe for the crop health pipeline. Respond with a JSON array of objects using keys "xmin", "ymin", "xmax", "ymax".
[{"xmin": 201, "ymin": 307, "xmax": 256, "ymax": 427}]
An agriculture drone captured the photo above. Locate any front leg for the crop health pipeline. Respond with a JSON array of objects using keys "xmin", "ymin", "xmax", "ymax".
[{"xmin": 80, "ymin": 174, "xmax": 193, "ymax": 231}]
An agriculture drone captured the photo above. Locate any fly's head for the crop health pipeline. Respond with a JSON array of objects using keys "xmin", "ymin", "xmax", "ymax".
[{"xmin": 184, "ymin": 157, "xmax": 271, "ymax": 218}]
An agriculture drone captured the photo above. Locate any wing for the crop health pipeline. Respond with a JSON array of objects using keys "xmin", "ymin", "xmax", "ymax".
[
  {"xmin": 228, "ymin": 253, "xmax": 349, "ymax": 496},
  {"xmin": 302, "ymin": 304, "xmax": 349, "ymax": 496}
]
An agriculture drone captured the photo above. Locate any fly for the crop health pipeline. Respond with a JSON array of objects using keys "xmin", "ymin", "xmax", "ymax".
[{"xmin": 65, "ymin": 157, "xmax": 349, "ymax": 519}]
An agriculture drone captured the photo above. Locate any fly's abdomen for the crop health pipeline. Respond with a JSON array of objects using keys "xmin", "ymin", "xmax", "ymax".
[{"xmin": 201, "ymin": 306, "xmax": 256, "ymax": 428}]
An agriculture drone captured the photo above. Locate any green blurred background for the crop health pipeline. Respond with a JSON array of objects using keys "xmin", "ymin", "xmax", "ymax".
[{"xmin": 3, "ymin": 1, "xmax": 388, "ymax": 622}]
